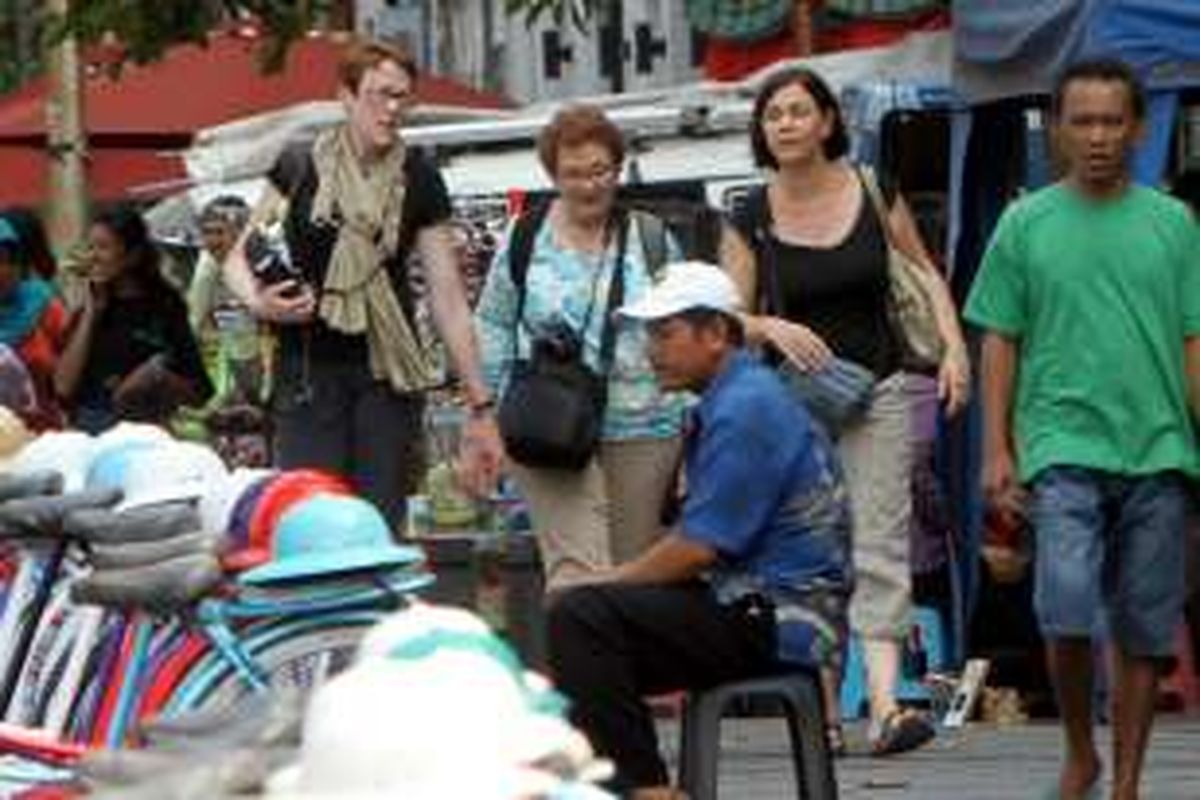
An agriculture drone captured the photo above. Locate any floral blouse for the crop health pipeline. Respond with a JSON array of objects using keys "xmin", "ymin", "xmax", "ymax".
[{"xmin": 475, "ymin": 213, "xmax": 688, "ymax": 442}]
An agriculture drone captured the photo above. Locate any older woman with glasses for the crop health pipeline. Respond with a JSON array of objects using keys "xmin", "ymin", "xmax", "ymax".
[{"xmin": 471, "ymin": 104, "xmax": 687, "ymax": 593}]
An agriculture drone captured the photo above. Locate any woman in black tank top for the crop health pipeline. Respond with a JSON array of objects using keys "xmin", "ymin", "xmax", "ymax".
[{"xmin": 722, "ymin": 66, "xmax": 970, "ymax": 758}]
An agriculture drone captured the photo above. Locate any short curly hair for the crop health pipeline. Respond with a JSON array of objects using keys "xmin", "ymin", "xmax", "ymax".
[{"xmin": 537, "ymin": 104, "xmax": 625, "ymax": 177}]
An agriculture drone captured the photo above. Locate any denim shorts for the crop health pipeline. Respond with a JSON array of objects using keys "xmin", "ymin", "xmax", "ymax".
[{"xmin": 1029, "ymin": 466, "xmax": 1190, "ymax": 658}]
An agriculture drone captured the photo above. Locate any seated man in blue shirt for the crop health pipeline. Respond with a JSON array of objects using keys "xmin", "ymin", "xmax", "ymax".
[{"xmin": 547, "ymin": 261, "xmax": 852, "ymax": 800}]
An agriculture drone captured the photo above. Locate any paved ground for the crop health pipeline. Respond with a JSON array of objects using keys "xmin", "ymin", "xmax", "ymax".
[{"xmin": 655, "ymin": 716, "xmax": 1200, "ymax": 799}]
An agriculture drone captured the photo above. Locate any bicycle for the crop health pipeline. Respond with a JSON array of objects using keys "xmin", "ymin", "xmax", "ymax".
[{"xmin": 0, "ymin": 474, "xmax": 433, "ymax": 777}]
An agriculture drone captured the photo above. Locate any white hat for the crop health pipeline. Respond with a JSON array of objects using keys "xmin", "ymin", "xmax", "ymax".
[
  {"xmin": 116, "ymin": 441, "xmax": 228, "ymax": 511},
  {"xmin": 263, "ymin": 605, "xmax": 612, "ymax": 799},
  {"xmin": 7, "ymin": 431, "xmax": 97, "ymax": 492},
  {"xmin": 618, "ymin": 260, "xmax": 742, "ymax": 321}
]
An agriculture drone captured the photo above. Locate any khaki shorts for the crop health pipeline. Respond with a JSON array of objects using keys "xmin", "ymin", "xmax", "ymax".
[
  {"xmin": 509, "ymin": 436, "xmax": 683, "ymax": 591},
  {"xmin": 839, "ymin": 373, "xmax": 913, "ymax": 640}
]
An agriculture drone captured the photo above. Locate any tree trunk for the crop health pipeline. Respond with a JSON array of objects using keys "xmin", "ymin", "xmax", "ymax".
[
  {"xmin": 45, "ymin": 0, "xmax": 87, "ymax": 303},
  {"xmin": 794, "ymin": 0, "xmax": 814, "ymax": 56}
]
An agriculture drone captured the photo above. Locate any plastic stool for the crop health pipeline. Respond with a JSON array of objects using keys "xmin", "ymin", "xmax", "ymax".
[
  {"xmin": 840, "ymin": 605, "xmax": 947, "ymax": 719},
  {"xmin": 678, "ymin": 672, "xmax": 836, "ymax": 800}
]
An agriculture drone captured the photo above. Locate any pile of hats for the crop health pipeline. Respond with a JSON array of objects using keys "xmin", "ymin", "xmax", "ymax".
[
  {"xmin": 0, "ymin": 419, "xmax": 429, "ymax": 602},
  {"xmin": 265, "ymin": 604, "xmax": 614, "ymax": 799},
  {"xmin": 203, "ymin": 467, "xmax": 425, "ymax": 588}
]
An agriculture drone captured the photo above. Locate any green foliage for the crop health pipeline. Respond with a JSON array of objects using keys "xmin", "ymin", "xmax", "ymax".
[
  {"xmin": 502, "ymin": 0, "xmax": 610, "ymax": 32},
  {"xmin": 45, "ymin": 0, "xmax": 334, "ymax": 73}
]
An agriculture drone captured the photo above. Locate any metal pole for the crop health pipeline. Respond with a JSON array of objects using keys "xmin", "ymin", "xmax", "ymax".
[{"xmin": 45, "ymin": 0, "xmax": 88, "ymax": 303}]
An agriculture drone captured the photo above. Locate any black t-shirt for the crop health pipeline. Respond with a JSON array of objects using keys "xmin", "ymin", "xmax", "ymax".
[
  {"xmin": 267, "ymin": 142, "xmax": 453, "ymax": 364},
  {"xmin": 71, "ymin": 289, "xmax": 213, "ymax": 425},
  {"xmin": 732, "ymin": 182, "xmax": 902, "ymax": 379}
]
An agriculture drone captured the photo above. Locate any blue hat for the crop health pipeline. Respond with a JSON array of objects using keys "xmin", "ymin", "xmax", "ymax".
[{"xmin": 240, "ymin": 492, "xmax": 425, "ymax": 585}]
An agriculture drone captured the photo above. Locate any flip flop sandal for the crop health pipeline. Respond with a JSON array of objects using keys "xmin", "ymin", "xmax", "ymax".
[{"xmin": 869, "ymin": 709, "xmax": 936, "ymax": 757}]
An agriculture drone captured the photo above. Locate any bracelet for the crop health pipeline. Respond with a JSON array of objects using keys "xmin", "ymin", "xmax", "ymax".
[{"xmin": 468, "ymin": 397, "xmax": 495, "ymax": 417}]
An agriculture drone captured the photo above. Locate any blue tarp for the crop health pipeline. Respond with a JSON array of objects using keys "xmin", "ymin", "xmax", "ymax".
[{"xmin": 954, "ymin": 0, "xmax": 1200, "ymax": 102}]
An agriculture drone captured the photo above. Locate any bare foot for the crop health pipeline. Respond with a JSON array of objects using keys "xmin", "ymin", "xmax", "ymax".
[{"xmin": 1059, "ymin": 750, "xmax": 1101, "ymax": 799}]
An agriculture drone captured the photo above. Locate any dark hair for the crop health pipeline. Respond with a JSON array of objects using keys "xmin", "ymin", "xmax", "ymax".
[
  {"xmin": 3, "ymin": 207, "xmax": 55, "ymax": 280},
  {"xmin": 91, "ymin": 203, "xmax": 170, "ymax": 293},
  {"xmin": 675, "ymin": 307, "xmax": 745, "ymax": 347},
  {"xmin": 1051, "ymin": 58, "xmax": 1146, "ymax": 121},
  {"xmin": 537, "ymin": 104, "xmax": 626, "ymax": 177},
  {"xmin": 199, "ymin": 195, "xmax": 251, "ymax": 230},
  {"xmin": 338, "ymin": 36, "xmax": 418, "ymax": 94},
  {"xmin": 750, "ymin": 67, "xmax": 850, "ymax": 169}
]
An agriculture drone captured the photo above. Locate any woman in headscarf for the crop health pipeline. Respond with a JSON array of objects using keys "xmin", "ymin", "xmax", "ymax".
[{"xmin": 0, "ymin": 214, "xmax": 67, "ymax": 429}]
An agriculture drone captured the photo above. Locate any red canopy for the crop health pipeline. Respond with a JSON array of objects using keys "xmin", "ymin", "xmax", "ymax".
[{"xmin": 0, "ymin": 31, "xmax": 513, "ymax": 207}]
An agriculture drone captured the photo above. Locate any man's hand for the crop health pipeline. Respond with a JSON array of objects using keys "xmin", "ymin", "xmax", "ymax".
[
  {"xmin": 457, "ymin": 412, "xmax": 505, "ymax": 497},
  {"xmin": 250, "ymin": 281, "xmax": 316, "ymax": 324},
  {"xmin": 983, "ymin": 447, "xmax": 1026, "ymax": 526}
]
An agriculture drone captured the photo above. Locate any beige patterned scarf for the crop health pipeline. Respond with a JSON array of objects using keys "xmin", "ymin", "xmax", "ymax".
[{"xmin": 310, "ymin": 125, "xmax": 434, "ymax": 392}]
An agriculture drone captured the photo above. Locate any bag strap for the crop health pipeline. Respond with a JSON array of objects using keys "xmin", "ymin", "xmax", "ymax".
[
  {"xmin": 597, "ymin": 211, "xmax": 630, "ymax": 382},
  {"xmin": 744, "ymin": 185, "xmax": 783, "ymax": 317},
  {"xmin": 632, "ymin": 210, "xmax": 667, "ymax": 281},
  {"xmin": 857, "ymin": 166, "xmax": 900, "ymax": 252},
  {"xmin": 506, "ymin": 198, "xmax": 553, "ymax": 362}
]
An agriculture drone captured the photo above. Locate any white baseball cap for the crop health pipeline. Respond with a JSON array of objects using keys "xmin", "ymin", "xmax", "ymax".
[{"xmin": 618, "ymin": 260, "xmax": 742, "ymax": 321}]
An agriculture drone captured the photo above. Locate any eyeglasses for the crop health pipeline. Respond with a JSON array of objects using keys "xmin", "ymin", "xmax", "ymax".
[
  {"xmin": 557, "ymin": 164, "xmax": 618, "ymax": 186},
  {"xmin": 362, "ymin": 87, "xmax": 413, "ymax": 109}
]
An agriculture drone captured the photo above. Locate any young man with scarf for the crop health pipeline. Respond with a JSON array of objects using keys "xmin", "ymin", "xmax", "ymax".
[{"xmin": 224, "ymin": 37, "xmax": 502, "ymax": 530}]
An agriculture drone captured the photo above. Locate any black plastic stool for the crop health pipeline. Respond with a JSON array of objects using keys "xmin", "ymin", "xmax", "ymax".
[{"xmin": 678, "ymin": 672, "xmax": 836, "ymax": 799}]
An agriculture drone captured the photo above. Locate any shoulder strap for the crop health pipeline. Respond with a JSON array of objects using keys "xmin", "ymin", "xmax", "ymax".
[
  {"xmin": 508, "ymin": 198, "xmax": 553, "ymax": 301},
  {"xmin": 506, "ymin": 199, "xmax": 553, "ymax": 357},
  {"xmin": 856, "ymin": 166, "xmax": 896, "ymax": 248},
  {"xmin": 632, "ymin": 210, "xmax": 667, "ymax": 280},
  {"xmin": 742, "ymin": 185, "xmax": 783, "ymax": 316},
  {"xmin": 597, "ymin": 211, "xmax": 630, "ymax": 387}
]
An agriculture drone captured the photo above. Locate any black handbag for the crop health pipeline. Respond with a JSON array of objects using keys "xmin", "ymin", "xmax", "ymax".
[{"xmin": 497, "ymin": 212, "xmax": 628, "ymax": 470}]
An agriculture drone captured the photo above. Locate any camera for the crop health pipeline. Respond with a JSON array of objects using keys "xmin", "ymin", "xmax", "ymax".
[
  {"xmin": 531, "ymin": 318, "xmax": 584, "ymax": 363},
  {"xmin": 244, "ymin": 229, "xmax": 303, "ymax": 290}
]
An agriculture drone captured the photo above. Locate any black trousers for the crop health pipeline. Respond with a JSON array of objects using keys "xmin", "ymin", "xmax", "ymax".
[
  {"xmin": 272, "ymin": 355, "xmax": 425, "ymax": 533},
  {"xmin": 547, "ymin": 581, "xmax": 778, "ymax": 793}
]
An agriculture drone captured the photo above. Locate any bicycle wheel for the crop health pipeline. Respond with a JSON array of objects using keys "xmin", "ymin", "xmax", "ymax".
[{"xmin": 162, "ymin": 612, "xmax": 378, "ymax": 716}]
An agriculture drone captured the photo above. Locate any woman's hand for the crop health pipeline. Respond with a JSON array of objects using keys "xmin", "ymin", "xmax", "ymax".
[
  {"xmin": 83, "ymin": 278, "xmax": 110, "ymax": 316},
  {"xmin": 937, "ymin": 345, "xmax": 971, "ymax": 416},
  {"xmin": 250, "ymin": 281, "xmax": 316, "ymax": 324},
  {"xmin": 758, "ymin": 316, "xmax": 832, "ymax": 372}
]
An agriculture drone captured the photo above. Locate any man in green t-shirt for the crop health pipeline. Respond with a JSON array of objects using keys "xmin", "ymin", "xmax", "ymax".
[{"xmin": 966, "ymin": 59, "xmax": 1200, "ymax": 800}]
